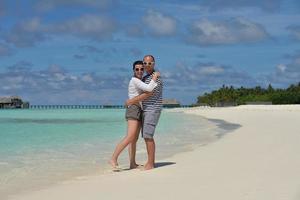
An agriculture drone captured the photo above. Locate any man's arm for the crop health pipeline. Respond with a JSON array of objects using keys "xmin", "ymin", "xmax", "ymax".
[{"xmin": 125, "ymin": 92, "xmax": 153, "ymax": 106}]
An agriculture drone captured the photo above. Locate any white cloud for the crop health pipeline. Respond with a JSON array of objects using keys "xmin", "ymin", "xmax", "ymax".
[
  {"xmin": 186, "ymin": 17, "xmax": 269, "ymax": 46},
  {"xmin": 163, "ymin": 61, "xmax": 257, "ymax": 88},
  {"xmin": 4, "ymin": 15, "xmax": 117, "ymax": 47},
  {"xmin": 0, "ymin": 63, "xmax": 130, "ymax": 104},
  {"xmin": 198, "ymin": 66, "xmax": 225, "ymax": 75},
  {"xmin": 277, "ymin": 64, "xmax": 286, "ymax": 72},
  {"xmin": 4, "ymin": 18, "xmax": 47, "ymax": 47},
  {"xmin": 46, "ymin": 64, "xmax": 66, "ymax": 74},
  {"xmin": 81, "ymin": 74, "xmax": 94, "ymax": 83},
  {"xmin": 142, "ymin": 10, "xmax": 177, "ymax": 37},
  {"xmin": 266, "ymin": 52, "xmax": 300, "ymax": 86}
]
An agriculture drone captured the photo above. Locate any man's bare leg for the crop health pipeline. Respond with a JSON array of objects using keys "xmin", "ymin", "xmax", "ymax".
[{"xmin": 143, "ymin": 138, "xmax": 155, "ymax": 170}]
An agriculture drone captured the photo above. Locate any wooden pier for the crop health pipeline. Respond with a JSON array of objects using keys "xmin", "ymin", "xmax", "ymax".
[
  {"xmin": 29, "ymin": 105, "xmax": 125, "ymax": 109},
  {"xmin": 28, "ymin": 105, "xmax": 192, "ymax": 109}
]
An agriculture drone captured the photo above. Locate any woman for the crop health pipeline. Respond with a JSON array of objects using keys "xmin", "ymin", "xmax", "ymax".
[{"xmin": 109, "ymin": 60, "xmax": 160, "ymax": 170}]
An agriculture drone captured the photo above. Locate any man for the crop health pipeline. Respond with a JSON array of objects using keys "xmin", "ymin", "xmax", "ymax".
[{"xmin": 126, "ymin": 55, "xmax": 163, "ymax": 170}]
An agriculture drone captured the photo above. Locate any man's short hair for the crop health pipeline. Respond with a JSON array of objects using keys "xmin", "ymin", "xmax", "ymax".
[
  {"xmin": 132, "ymin": 60, "xmax": 143, "ymax": 70},
  {"xmin": 144, "ymin": 55, "xmax": 155, "ymax": 62}
]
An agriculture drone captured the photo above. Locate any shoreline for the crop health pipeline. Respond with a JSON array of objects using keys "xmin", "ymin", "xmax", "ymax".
[
  {"xmin": 9, "ymin": 105, "xmax": 300, "ymax": 200},
  {"xmin": 2, "ymin": 110, "xmax": 231, "ymax": 199}
]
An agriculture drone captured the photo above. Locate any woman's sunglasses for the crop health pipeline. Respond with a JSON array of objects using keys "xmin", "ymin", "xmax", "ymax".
[{"xmin": 135, "ymin": 68, "xmax": 144, "ymax": 72}]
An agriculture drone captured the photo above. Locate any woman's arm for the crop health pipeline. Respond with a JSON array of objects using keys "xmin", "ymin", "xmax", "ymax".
[
  {"xmin": 132, "ymin": 72, "xmax": 160, "ymax": 92},
  {"xmin": 133, "ymin": 78, "xmax": 157, "ymax": 92}
]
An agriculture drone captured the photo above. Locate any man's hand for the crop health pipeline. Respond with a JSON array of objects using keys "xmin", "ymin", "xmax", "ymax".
[{"xmin": 152, "ymin": 72, "xmax": 160, "ymax": 81}]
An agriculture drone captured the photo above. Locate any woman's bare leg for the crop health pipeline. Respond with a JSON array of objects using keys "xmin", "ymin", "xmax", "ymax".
[
  {"xmin": 109, "ymin": 120, "xmax": 139, "ymax": 168},
  {"xmin": 129, "ymin": 121, "xmax": 141, "ymax": 169}
]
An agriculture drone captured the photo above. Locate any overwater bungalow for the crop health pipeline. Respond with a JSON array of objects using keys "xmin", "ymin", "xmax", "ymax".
[
  {"xmin": 0, "ymin": 96, "xmax": 29, "ymax": 109},
  {"xmin": 162, "ymin": 99, "xmax": 181, "ymax": 108}
]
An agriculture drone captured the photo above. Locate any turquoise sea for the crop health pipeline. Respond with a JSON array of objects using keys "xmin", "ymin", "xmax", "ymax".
[{"xmin": 0, "ymin": 108, "xmax": 233, "ymax": 199}]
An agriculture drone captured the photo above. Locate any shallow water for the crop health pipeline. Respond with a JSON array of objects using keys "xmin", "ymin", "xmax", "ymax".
[{"xmin": 0, "ymin": 108, "xmax": 237, "ymax": 199}]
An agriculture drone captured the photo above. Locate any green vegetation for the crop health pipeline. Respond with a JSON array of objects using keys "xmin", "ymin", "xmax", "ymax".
[{"xmin": 197, "ymin": 82, "xmax": 300, "ymax": 106}]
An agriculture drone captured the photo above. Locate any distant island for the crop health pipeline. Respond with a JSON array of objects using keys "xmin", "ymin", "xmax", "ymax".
[{"xmin": 197, "ymin": 82, "xmax": 300, "ymax": 107}]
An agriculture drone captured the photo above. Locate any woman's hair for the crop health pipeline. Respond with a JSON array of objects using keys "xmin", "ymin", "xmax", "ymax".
[{"xmin": 132, "ymin": 60, "xmax": 143, "ymax": 70}]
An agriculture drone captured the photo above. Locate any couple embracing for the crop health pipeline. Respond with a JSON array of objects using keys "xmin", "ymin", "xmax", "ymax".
[{"xmin": 110, "ymin": 55, "xmax": 163, "ymax": 171}]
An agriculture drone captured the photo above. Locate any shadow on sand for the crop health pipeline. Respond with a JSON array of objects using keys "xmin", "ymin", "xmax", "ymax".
[
  {"xmin": 112, "ymin": 161, "xmax": 176, "ymax": 172},
  {"xmin": 154, "ymin": 161, "xmax": 176, "ymax": 168}
]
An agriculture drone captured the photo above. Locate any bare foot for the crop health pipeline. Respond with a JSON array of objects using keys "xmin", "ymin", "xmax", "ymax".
[
  {"xmin": 142, "ymin": 163, "xmax": 154, "ymax": 171},
  {"xmin": 130, "ymin": 163, "xmax": 143, "ymax": 169},
  {"xmin": 109, "ymin": 159, "xmax": 118, "ymax": 168}
]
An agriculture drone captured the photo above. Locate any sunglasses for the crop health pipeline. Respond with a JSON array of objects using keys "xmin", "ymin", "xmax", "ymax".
[
  {"xmin": 143, "ymin": 62, "xmax": 154, "ymax": 66},
  {"xmin": 135, "ymin": 68, "xmax": 144, "ymax": 72}
]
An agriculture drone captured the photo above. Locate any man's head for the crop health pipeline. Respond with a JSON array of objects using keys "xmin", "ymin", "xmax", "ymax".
[
  {"xmin": 132, "ymin": 60, "xmax": 144, "ymax": 79},
  {"xmin": 143, "ymin": 55, "xmax": 155, "ymax": 74}
]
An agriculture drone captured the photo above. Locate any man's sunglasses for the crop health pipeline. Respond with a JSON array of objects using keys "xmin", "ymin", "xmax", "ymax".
[
  {"xmin": 135, "ymin": 68, "xmax": 144, "ymax": 71},
  {"xmin": 143, "ymin": 62, "xmax": 154, "ymax": 66}
]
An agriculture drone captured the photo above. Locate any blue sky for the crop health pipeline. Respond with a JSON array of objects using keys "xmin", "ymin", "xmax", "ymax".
[{"xmin": 0, "ymin": 0, "xmax": 300, "ymax": 105}]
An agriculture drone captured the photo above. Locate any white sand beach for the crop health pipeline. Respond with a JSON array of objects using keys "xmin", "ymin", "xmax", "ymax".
[{"xmin": 9, "ymin": 105, "xmax": 300, "ymax": 200}]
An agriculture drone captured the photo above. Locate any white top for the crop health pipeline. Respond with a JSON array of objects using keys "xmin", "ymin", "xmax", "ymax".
[{"xmin": 128, "ymin": 77, "xmax": 157, "ymax": 99}]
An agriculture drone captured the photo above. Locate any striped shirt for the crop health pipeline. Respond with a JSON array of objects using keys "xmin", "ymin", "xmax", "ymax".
[{"xmin": 142, "ymin": 72, "xmax": 163, "ymax": 111}]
